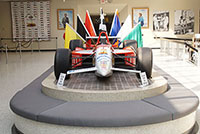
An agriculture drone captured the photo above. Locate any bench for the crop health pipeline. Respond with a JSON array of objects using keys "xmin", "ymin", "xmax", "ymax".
[{"xmin": 10, "ymin": 66, "xmax": 199, "ymax": 127}]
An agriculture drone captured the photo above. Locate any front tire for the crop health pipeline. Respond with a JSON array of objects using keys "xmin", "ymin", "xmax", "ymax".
[
  {"xmin": 136, "ymin": 47, "xmax": 153, "ymax": 79},
  {"xmin": 54, "ymin": 48, "xmax": 71, "ymax": 80},
  {"xmin": 69, "ymin": 39, "xmax": 83, "ymax": 51},
  {"xmin": 123, "ymin": 40, "xmax": 138, "ymax": 51}
]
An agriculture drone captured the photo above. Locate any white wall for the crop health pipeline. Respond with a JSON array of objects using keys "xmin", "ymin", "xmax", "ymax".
[
  {"xmin": 119, "ymin": 4, "xmax": 128, "ymax": 23},
  {"xmin": 0, "ymin": 0, "xmax": 199, "ymax": 49}
]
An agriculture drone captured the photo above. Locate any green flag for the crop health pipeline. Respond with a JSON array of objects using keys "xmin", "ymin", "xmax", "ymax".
[{"xmin": 122, "ymin": 24, "xmax": 143, "ymax": 48}]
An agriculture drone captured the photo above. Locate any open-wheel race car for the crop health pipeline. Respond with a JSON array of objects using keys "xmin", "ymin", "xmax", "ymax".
[
  {"xmin": 54, "ymin": 31, "xmax": 153, "ymax": 81},
  {"xmin": 54, "ymin": 8, "xmax": 153, "ymax": 82}
]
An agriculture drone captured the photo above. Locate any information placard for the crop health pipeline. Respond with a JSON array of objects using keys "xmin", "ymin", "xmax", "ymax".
[
  {"xmin": 140, "ymin": 72, "xmax": 149, "ymax": 86},
  {"xmin": 57, "ymin": 73, "xmax": 66, "ymax": 87}
]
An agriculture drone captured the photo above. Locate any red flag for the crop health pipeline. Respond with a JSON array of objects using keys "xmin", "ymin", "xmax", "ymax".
[
  {"xmin": 85, "ymin": 10, "xmax": 96, "ymax": 37},
  {"xmin": 63, "ymin": 33, "xmax": 65, "ymax": 40}
]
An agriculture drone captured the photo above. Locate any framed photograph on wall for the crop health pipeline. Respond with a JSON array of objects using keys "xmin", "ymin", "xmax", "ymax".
[
  {"xmin": 174, "ymin": 10, "xmax": 194, "ymax": 35},
  {"xmin": 153, "ymin": 11, "xmax": 169, "ymax": 32},
  {"xmin": 57, "ymin": 9, "xmax": 74, "ymax": 30},
  {"xmin": 132, "ymin": 7, "xmax": 149, "ymax": 28}
]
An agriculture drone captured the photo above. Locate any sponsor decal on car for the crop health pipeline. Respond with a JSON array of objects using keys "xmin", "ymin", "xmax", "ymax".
[
  {"xmin": 98, "ymin": 49, "xmax": 108, "ymax": 55},
  {"xmin": 96, "ymin": 55, "xmax": 111, "ymax": 62},
  {"xmin": 100, "ymin": 60, "xmax": 108, "ymax": 69}
]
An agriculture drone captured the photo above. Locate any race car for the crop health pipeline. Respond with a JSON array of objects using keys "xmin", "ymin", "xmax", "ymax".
[
  {"xmin": 54, "ymin": 31, "xmax": 152, "ymax": 80},
  {"xmin": 54, "ymin": 9, "xmax": 153, "ymax": 81}
]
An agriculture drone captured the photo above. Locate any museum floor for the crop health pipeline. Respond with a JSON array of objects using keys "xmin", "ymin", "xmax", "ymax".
[{"xmin": 0, "ymin": 49, "xmax": 200, "ymax": 134}]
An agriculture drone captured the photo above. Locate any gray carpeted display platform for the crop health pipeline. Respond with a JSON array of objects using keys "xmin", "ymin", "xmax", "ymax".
[
  {"xmin": 63, "ymin": 72, "xmax": 142, "ymax": 90},
  {"xmin": 10, "ymin": 66, "xmax": 199, "ymax": 129},
  {"xmin": 42, "ymin": 71, "xmax": 167, "ymax": 102}
]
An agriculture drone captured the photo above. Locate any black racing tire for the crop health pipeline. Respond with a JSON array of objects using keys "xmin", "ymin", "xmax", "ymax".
[
  {"xmin": 123, "ymin": 40, "xmax": 138, "ymax": 50},
  {"xmin": 54, "ymin": 48, "xmax": 71, "ymax": 80},
  {"xmin": 69, "ymin": 39, "xmax": 83, "ymax": 51},
  {"xmin": 136, "ymin": 47, "xmax": 153, "ymax": 79}
]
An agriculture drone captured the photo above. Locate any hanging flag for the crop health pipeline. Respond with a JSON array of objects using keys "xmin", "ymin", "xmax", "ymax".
[
  {"xmin": 117, "ymin": 15, "xmax": 132, "ymax": 41},
  {"xmin": 109, "ymin": 9, "xmax": 121, "ymax": 36},
  {"xmin": 85, "ymin": 10, "xmax": 97, "ymax": 36},
  {"xmin": 121, "ymin": 24, "xmax": 143, "ymax": 48},
  {"xmin": 64, "ymin": 23, "xmax": 86, "ymax": 49},
  {"xmin": 77, "ymin": 14, "xmax": 91, "ymax": 40}
]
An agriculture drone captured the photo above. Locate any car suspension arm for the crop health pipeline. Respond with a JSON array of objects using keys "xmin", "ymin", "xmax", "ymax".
[
  {"xmin": 71, "ymin": 52, "xmax": 95, "ymax": 68},
  {"xmin": 112, "ymin": 52, "xmax": 136, "ymax": 66}
]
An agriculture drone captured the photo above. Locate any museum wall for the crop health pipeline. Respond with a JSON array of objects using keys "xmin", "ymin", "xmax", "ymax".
[
  {"xmin": 0, "ymin": 2, "xmax": 11, "ymax": 38},
  {"xmin": 0, "ymin": 0, "xmax": 199, "ymax": 49}
]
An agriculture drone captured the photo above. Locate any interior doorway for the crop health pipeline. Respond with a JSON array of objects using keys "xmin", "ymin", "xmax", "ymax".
[{"xmin": 91, "ymin": 14, "xmax": 114, "ymax": 35}]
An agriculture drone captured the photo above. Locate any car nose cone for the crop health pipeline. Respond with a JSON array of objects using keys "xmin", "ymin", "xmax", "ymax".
[
  {"xmin": 96, "ymin": 58, "xmax": 111, "ymax": 76},
  {"xmin": 95, "ymin": 46, "xmax": 112, "ymax": 77}
]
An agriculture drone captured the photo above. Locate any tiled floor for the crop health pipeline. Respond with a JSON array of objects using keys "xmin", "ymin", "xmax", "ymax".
[
  {"xmin": 0, "ymin": 50, "xmax": 200, "ymax": 134},
  {"xmin": 153, "ymin": 50, "xmax": 200, "ymax": 96},
  {"xmin": 153, "ymin": 49, "xmax": 200, "ymax": 134},
  {"xmin": 0, "ymin": 52, "xmax": 54, "ymax": 134}
]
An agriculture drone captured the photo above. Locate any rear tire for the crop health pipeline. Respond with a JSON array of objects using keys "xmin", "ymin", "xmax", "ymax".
[
  {"xmin": 136, "ymin": 47, "xmax": 153, "ymax": 79},
  {"xmin": 69, "ymin": 39, "xmax": 83, "ymax": 51},
  {"xmin": 123, "ymin": 40, "xmax": 138, "ymax": 51},
  {"xmin": 54, "ymin": 48, "xmax": 71, "ymax": 80}
]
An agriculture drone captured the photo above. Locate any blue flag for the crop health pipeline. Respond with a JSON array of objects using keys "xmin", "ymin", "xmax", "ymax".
[{"xmin": 109, "ymin": 9, "xmax": 121, "ymax": 36}]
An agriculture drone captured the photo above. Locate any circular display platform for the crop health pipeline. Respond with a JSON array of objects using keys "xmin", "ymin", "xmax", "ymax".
[
  {"xmin": 14, "ymin": 111, "xmax": 197, "ymax": 134},
  {"xmin": 42, "ymin": 71, "xmax": 168, "ymax": 102},
  {"xmin": 11, "ymin": 67, "xmax": 199, "ymax": 134},
  {"xmin": 62, "ymin": 72, "xmax": 144, "ymax": 90}
]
